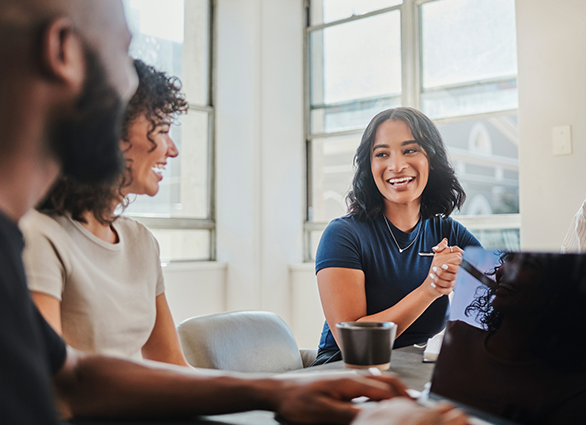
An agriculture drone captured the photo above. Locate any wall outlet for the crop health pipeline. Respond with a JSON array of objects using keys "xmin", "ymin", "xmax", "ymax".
[{"xmin": 553, "ymin": 125, "xmax": 572, "ymax": 156}]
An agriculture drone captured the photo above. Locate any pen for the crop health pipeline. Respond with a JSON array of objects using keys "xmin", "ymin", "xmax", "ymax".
[{"xmin": 418, "ymin": 252, "xmax": 434, "ymax": 256}]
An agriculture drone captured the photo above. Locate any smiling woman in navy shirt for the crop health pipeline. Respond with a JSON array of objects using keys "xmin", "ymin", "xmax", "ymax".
[{"xmin": 313, "ymin": 107, "xmax": 481, "ymax": 366}]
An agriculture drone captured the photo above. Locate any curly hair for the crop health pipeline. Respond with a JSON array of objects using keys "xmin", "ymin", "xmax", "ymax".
[
  {"xmin": 121, "ymin": 59, "xmax": 189, "ymax": 151},
  {"xmin": 346, "ymin": 107, "xmax": 465, "ymax": 221},
  {"xmin": 40, "ymin": 59, "xmax": 189, "ymax": 225},
  {"xmin": 464, "ymin": 251, "xmax": 509, "ymax": 332},
  {"xmin": 464, "ymin": 252, "xmax": 586, "ymax": 373}
]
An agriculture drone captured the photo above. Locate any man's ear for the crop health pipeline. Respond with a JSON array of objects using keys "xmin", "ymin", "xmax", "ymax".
[{"xmin": 39, "ymin": 18, "xmax": 85, "ymax": 93}]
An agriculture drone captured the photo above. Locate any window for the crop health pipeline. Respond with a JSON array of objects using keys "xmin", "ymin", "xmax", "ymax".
[
  {"xmin": 306, "ymin": 0, "xmax": 519, "ymax": 260},
  {"xmin": 122, "ymin": 0, "xmax": 214, "ymax": 262}
]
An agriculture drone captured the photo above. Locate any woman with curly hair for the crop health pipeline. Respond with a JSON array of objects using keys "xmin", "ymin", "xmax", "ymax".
[
  {"xmin": 20, "ymin": 59, "xmax": 191, "ymax": 366},
  {"xmin": 313, "ymin": 107, "xmax": 481, "ymax": 366}
]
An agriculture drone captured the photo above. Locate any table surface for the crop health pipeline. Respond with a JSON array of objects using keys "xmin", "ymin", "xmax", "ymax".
[{"xmin": 70, "ymin": 345, "xmax": 435, "ymax": 425}]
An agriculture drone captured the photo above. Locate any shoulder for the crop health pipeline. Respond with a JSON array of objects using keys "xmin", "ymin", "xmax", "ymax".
[
  {"xmin": 115, "ymin": 216, "xmax": 155, "ymax": 240},
  {"xmin": 316, "ymin": 216, "xmax": 380, "ymax": 270},
  {"xmin": 20, "ymin": 210, "xmax": 69, "ymax": 244},
  {"xmin": 425, "ymin": 216, "xmax": 481, "ymax": 248},
  {"xmin": 321, "ymin": 215, "xmax": 380, "ymax": 247},
  {"xmin": 114, "ymin": 216, "xmax": 160, "ymax": 250},
  {"xmin": 325, "ymin": 215, "xmax": 376, "ymax": 235}
]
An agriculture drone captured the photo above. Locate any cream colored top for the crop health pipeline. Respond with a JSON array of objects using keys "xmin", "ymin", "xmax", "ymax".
[{"xmin": 20, "ymin": 210, "xmax": 165, "ymax": 361}]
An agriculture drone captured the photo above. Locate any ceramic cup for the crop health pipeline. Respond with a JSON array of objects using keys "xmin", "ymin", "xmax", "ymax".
[{"xmin": 336, "ymin": 321, "xmax": 397, "ymax": 370}]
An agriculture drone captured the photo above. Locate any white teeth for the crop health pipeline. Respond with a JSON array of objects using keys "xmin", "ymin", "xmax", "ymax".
[
  {"xmin": 388, "ymin": 177, "xmax": 414, "ymax": 185},
  {"xmin": 152, "ymin": 164, "xmax": 166, "ymax": 173}
]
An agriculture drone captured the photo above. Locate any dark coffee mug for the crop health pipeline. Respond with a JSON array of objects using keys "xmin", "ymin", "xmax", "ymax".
[{"xmin": 336, "ymin": 321, "xmax": 397, "ymax": 370}]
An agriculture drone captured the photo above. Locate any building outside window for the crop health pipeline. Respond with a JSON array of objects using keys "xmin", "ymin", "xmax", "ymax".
[
  {"xmin": 122, "ymin": 0, "xmax": 215, "ymax": 262},
  {"xmin": 305, "ymin": 0, "xmax": 519, "ymax": 260}
]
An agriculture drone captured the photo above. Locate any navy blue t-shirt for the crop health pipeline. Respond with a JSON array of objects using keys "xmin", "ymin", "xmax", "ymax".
[{"xmin": 316, "ymin": 214, "xmax": 480, "ymax": 352}]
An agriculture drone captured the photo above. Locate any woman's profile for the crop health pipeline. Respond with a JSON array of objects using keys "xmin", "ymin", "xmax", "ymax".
[
  {"xmin": 313, "ymin": 107, "xmax": 480, "ymax": 366},
  {"xmin": 21, "ymin": 59, "xmax": 190, "ymax": 366}
]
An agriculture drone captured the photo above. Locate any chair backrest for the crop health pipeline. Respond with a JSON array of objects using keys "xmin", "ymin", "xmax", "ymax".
[{"xmin": 177, "ymin": 310, "xmax": 304, "ymax": 373}]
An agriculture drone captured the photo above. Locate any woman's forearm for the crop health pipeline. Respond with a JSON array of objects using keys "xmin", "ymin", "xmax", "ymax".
[{"xmin": 356, "ymin": 280, "xmax": 438, "ymax": 337}]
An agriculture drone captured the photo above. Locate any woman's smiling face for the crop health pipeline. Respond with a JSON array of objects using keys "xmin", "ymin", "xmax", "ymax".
[
  {"xmin": 370, "ymin": 119, "xmax": 430, "ymax": 210},
  {"xmin": 122, "ymin": 113, "xmax": 178, "ymax": 197}
]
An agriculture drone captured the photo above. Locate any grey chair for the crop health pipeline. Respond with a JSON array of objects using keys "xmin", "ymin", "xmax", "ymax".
[{"xmin": 177, "ymin": 311, "xmax": 317, "ymax": 373}]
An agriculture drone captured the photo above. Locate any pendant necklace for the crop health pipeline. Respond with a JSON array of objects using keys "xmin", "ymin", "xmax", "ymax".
[{"xmin": 383, "ymin": 215, "xmax": 421, "ymax": 253}]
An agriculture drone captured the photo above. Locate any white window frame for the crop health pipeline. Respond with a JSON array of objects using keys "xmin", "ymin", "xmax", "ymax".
[
  {"xmin": 125, "ymin": 0, "xmax": 217, "ymax": 261},
  {"xmin": 303, "ymin": 0, "xmax": 520, "ymax": 261}
]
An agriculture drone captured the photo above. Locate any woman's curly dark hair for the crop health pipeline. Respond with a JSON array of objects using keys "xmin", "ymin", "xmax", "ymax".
[
  {"xmin": 346, "ymin": 107, "xmax": 465, "ymax": 221},
  {"xmin": 464, "ymin": 251, "xmax": 509, "ymax": 332},
  {"xmin": 121, "ymin": 59, "xmax": 189, "ymax": 151},
  {"xmin": 39, "ymin": 59, "xmax": 189, "ymax": 225},
  {"xmin": 465, "ymin": 252, "xmax": 586, "ymax": 373}
]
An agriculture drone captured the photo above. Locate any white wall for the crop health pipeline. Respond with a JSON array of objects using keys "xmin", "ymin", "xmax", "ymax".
[
  {"xmin": 163, "ymin": 262, "xmax": 227, "ymax": 324},
  {"xmin": 517, "ymin": 0, "xmax": 586, "ymax": 250},
  {"xmin": 215, "ymin": 0, "xmax": 305, "ymax": 320},
  {"xmin": 290, "ymin": 264, "xmax": 325, "ymax": 349},
  {"xmin": 165, "ymin": 0, "xmax": 319, "ymax": 348}
]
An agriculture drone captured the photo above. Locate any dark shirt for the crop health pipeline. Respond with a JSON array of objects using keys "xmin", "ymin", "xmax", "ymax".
[
  {"xmin": 0, "ymin": 210, "xmax": 67, "ymax": 424},
  {"xmin": 316, "ymin": 214, "xmax": 480, "ymax": 352}
]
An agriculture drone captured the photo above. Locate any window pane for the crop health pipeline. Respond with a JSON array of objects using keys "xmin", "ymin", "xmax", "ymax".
[
  {"xmin": 311, "ymin": 97, "xmax": 401, "ymax": 134},
  {"xmin": 309, "ymin": 11, "xmax": 401, "ymax": 133},
  {"xmin": 420, "ymin": 0, "xmax": 517, "ymax": 118},
  {"xmin": 310, "ymin": 134, "xmax": 360, "ymax": 223},
  {"xmin": 123, "ymin": 0, "xmax": 210, "ymax": 106},
  {"xmin": 465, "ymin": 228, "xmax": 520, "ymax": 251},
  {"xmin": 310, "ymin": 0, "xmax": 402, "ymax": 26},
  {"xmin": 437, "ymin": 114, "xmax": 519, "ymax": 216},
  {"xmin": 125, "ymin": 110, "xmax": 210, "ymax": 218},
  {"xmin": 309, "ymin": 230, "xmax": 325, "ymax": 261},
  {"xmin": 151, "ymin": 229, "xmax": 211, "ymax": 262}
]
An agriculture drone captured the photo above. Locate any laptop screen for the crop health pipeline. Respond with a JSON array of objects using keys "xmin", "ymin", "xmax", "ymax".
[{"xmin": 429, "ymin": 248, "xmax": 586, "ymax": 425}]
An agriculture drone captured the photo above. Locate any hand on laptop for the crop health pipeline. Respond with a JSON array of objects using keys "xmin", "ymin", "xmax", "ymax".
[
  {"xmin": 352, "ymin": 398, "xmax": 469, "ymax": 425},
  {"xmin": 273, "ymin": 374, "xmax": 411, "ymax": 424}
]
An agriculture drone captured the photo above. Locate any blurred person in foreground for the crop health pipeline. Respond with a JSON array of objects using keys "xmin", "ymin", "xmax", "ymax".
[
  {"xmin": 22, "ymin": 59, "xmax": 191, "ymax": 366},
  {"xmin": 0, "ymin": 0, "xmax": 467, "ymax": 424}
]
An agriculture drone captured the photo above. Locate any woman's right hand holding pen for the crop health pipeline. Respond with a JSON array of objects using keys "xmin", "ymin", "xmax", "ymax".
[{"xmin": 425, "ymin": 238, "xmax": 464, "ymax": 298}]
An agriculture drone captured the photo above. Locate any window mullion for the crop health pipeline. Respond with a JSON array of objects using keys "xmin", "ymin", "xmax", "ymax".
[{"xmin": 401, "ymin": 0, "xmax": 418, "ymax": 108}]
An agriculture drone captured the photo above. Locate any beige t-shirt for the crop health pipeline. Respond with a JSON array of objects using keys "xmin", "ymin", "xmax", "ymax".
[{"xmin": 20, "ymin": 210, "xmax": 165, "ymax": 361}]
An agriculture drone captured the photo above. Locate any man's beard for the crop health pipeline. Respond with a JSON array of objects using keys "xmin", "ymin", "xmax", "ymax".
[{"xmin": 49, "ymin": 43, "xmax": 126, "ymax": 184}]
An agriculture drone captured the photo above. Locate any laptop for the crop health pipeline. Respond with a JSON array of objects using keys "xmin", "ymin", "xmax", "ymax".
[{"xmin": 421, "ymin": 248, "xmax": 586, "ymax": 425}]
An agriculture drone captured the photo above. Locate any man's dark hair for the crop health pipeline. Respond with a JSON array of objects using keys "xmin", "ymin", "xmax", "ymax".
[
  {"xmin": 346, "ymin": 107, "xmax": 465, "ymax": 221},
  {"xmin": 41, "ymin": 59, "xmax": 188, "ymax": 225}
]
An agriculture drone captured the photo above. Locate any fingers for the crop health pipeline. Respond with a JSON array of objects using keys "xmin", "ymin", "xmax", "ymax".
[
  {"xmin": 332, "ymin": 376, "xmax": 408, "ymax": 401},
  {"xmin": 364, "ymin": 374, "xmax": 411, "ymax": 398},
  {"xmin": 352, "ymin": 398, "xmax": 469, "ymax": 425},
  {"xmin": 432, "ymin": 238, "xmax": 449, "ymax": 253},
  {"xmin": 440, "ymin": 407, "xmax": 470, "ymax": 425},
  {"xmin": 427, "ymin": 253, "xmax": 462, "ymax": 296},
  {"xmin": 275, "ymin": 376, "xmax": 412, "ymax": 425}
]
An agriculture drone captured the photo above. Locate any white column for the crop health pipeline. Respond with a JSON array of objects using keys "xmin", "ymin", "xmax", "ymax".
[{"xmin": 216, "ymin": 0, "xmax": 304, "ymax": 322}]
